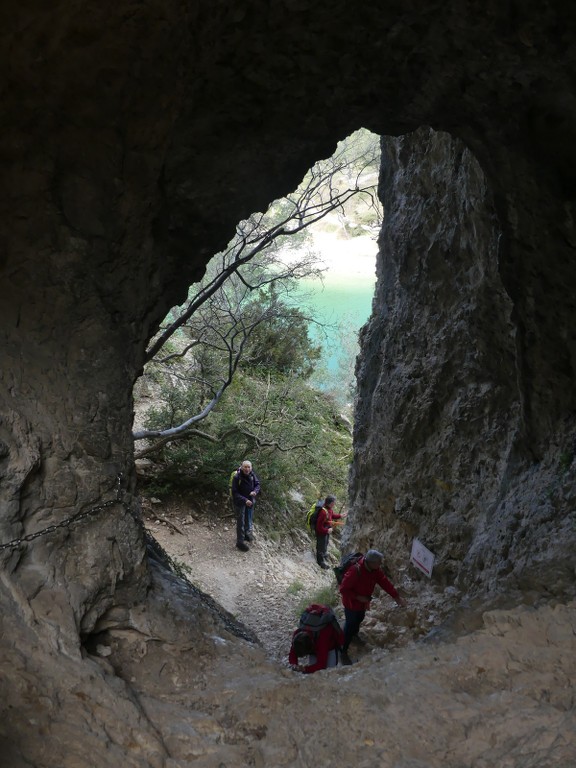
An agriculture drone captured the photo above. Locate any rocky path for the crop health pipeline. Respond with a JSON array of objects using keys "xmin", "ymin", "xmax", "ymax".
[{"xmin": 142, "ymin": 494, "xmax": 338, "ymax": 666}]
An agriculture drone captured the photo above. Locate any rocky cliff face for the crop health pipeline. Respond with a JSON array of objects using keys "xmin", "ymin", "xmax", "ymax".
[
  {"xmin": 1, "ymin": 0, "xmax": 576, "ymax": 764},
  {"xmin": 348, "ymin": 128, "xmax": 576, "ymax": 602}
]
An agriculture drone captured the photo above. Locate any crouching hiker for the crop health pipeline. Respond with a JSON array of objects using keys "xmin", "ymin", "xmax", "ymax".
[
  {"xmin": 288, "ymin": 604, "xmax": 344, "ymax": 674},
  {"xmin": 339, "ymin": 549, "xmax": 406, "ymax": 665}
]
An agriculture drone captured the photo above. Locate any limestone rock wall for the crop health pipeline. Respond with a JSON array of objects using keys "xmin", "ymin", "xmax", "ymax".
[{"xmin": 348, "ymin": 128, "xmax": 576, "ymax": 601}]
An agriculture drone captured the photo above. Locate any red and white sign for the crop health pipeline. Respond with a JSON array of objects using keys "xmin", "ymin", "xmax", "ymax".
[{"xmin": 410, "ymin": 538, "xmax": 435, "ymax": 578}]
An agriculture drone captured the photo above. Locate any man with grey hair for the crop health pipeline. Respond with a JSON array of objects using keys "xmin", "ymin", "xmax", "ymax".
[
  {"xmin": 339, "ymin": 549, "xmax": 406, "ymax": 665},
  {"xmin": 231, "ymin": 460, "xmax": 260, "ymax": 552}
]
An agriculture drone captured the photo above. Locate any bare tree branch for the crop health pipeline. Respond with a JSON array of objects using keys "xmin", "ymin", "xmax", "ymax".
[
  {"xmin": 145, "ymin": 152, "xmax": 377, "ymax": 362},
  {"xmin": 134, "ymin": 423, "xmax": 307, "ymax": 460},
  {"xmin": 135, "ymin": 131, "xmax": 381, "ymax": 451}
]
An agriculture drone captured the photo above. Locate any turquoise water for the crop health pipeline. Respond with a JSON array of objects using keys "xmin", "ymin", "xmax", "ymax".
[{"xmin": 296, "ymin": 273, "xmax": 376, "ymax": 376}]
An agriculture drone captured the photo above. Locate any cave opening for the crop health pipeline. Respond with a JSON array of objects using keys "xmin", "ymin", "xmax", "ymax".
[
  {"xmin": 124, "ymin": 127, "xmax": 392, "ymax": 665},
  {"xmin": 3, "ymin": 3, "xmax": 576, "ymax": 763},
  {"xmin": 131, "ymin": 126, "xmax": 381, "ymax": 509}
]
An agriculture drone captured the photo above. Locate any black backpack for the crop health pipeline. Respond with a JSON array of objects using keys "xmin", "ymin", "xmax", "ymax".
[
  {"xmin": 298, "ymin": 603, "xmax": 342, "ymax": 642},
  {"xmin": 333, "ymin": 551, "xmax": 363, "ymax": 584}
]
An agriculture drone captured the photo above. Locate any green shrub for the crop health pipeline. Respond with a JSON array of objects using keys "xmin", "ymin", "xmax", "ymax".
[
  {"xmin": 295, "ymin": 582, "xmax": 341, "ymax": 618},
  {"xmin": 142, "ymin": 370, "xmax": 351, "ymax": 531},
  {"xmin": 287, "ymin": 580, "xmax": 305, "ymax": 595}
]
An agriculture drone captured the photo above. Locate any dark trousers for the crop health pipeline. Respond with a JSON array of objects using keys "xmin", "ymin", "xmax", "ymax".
[
  {"xmin": 343, "ymin": 607, "xmax": 366, "ymax": 651},
  {"xmin": 316, "ymin": 533, "xmax": 329, "ymax": 565},
  {"xmin": 234, "ymin": 502, "xmax": 253, "ymax": 544}
]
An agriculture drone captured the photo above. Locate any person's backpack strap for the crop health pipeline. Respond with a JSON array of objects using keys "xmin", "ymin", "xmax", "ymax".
[{"xmin": 229, "ymin": 467, "xmax": 241, "ymax": 498}]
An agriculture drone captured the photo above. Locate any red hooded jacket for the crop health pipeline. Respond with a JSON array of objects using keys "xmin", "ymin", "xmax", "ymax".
[
  {"xmin": 288, "ymin": 622, "xmax": 344, "ymax": 673},
  {"xmin": 315, "ymin": 505, "xmax": 343, "ymax": 535},
  {"xmin": 339, "ymin": 556, "xmax": 400, "ymax": 611}
]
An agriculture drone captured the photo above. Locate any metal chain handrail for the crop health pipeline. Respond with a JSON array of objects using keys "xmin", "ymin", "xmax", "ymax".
[
  {"xmin": 0, "ymin": 475, "xmax": 261, "ymax": 644},
  {"xmin": 0, "ymin": 473, "xmax": 133, "ymax": 552}
]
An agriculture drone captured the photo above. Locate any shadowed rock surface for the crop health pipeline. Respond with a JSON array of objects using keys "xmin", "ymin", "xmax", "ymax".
[
  {"xmin": 1, "ymin": 1, "xmax": 575, "ymax": 765},
  {"xmin": 347, "ymin": 127, "xmax": 576, "ymax": 603}
]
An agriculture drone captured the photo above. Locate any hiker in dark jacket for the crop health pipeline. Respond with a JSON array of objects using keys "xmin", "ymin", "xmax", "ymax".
[
  {"xmin": 339, "ymin": 549, "xmax": 406, "ymax": 664},
  {"xmin": 288, "ymin": 620, "xmax": 344, "ymax": 673},
  {"xmin": 231, "ymin": 460, "xmax": 260, "ymax": 552},
  {"xmin": 315, "ymin": 495, "xmax": 346, "ymax": 569}
]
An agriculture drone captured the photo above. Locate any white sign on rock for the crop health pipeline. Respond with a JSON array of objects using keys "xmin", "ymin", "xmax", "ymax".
[{"xmin": 410, "ymin": 538, "xmax": 435, "ymax": 578}]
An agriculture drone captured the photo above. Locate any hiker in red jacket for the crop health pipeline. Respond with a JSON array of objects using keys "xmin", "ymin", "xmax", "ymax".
[
  {"xmin": 315, "ymin": 495, "xmax": 346, "ymax": 569},
  {"xmin": 339, "ymin": 549, "xmax": 406, "ymax": 665},
  {"xmin": 288, "ymin": 620, "xmax": 345, "ymax": 674}
]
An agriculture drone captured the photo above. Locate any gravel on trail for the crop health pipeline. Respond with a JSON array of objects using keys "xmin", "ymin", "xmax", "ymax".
[{"xmin": 142, "ymin": 495, "xmax": 338, "ymax": 666}]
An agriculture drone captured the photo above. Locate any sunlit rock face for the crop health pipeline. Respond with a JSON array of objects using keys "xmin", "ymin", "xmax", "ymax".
[{"xmin": 1, "ymin": 0, "xmax": 576, "ymax": 764}]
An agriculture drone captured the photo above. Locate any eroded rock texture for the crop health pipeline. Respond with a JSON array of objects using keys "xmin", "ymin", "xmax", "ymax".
[
  {"xmin": 1, "ymin": 0, "xmax": 576, "ymax": 765},
  {"xmin": 348, "ymin": 127, "xmax": 576, "ymax": 601}
]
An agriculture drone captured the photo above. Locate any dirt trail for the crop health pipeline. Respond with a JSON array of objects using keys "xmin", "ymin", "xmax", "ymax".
[{"xmin": 142, "ymin": 494, "xmax": 337, "ymax": 665}]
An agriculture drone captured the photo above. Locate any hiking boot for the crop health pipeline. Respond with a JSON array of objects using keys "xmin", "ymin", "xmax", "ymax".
[
  {"xmin": 340, "ymin": 651, "xmax": 353, "ymax": 666},
  {"xmin": 236, "ymin": 541, "xmax": 250, "ymax": 552},
  {"xmin": 244, "ymin": 533, "xmax": 253, "ymax": 542},
  {"xmin": 319, "ymin": 562, "xmax": 330, "ymax": 570}
]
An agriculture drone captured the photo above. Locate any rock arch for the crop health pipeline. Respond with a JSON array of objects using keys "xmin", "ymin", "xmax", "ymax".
[{"xmin": 1, "ymin": 2, "xmax": 575, "ymax": 763}]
